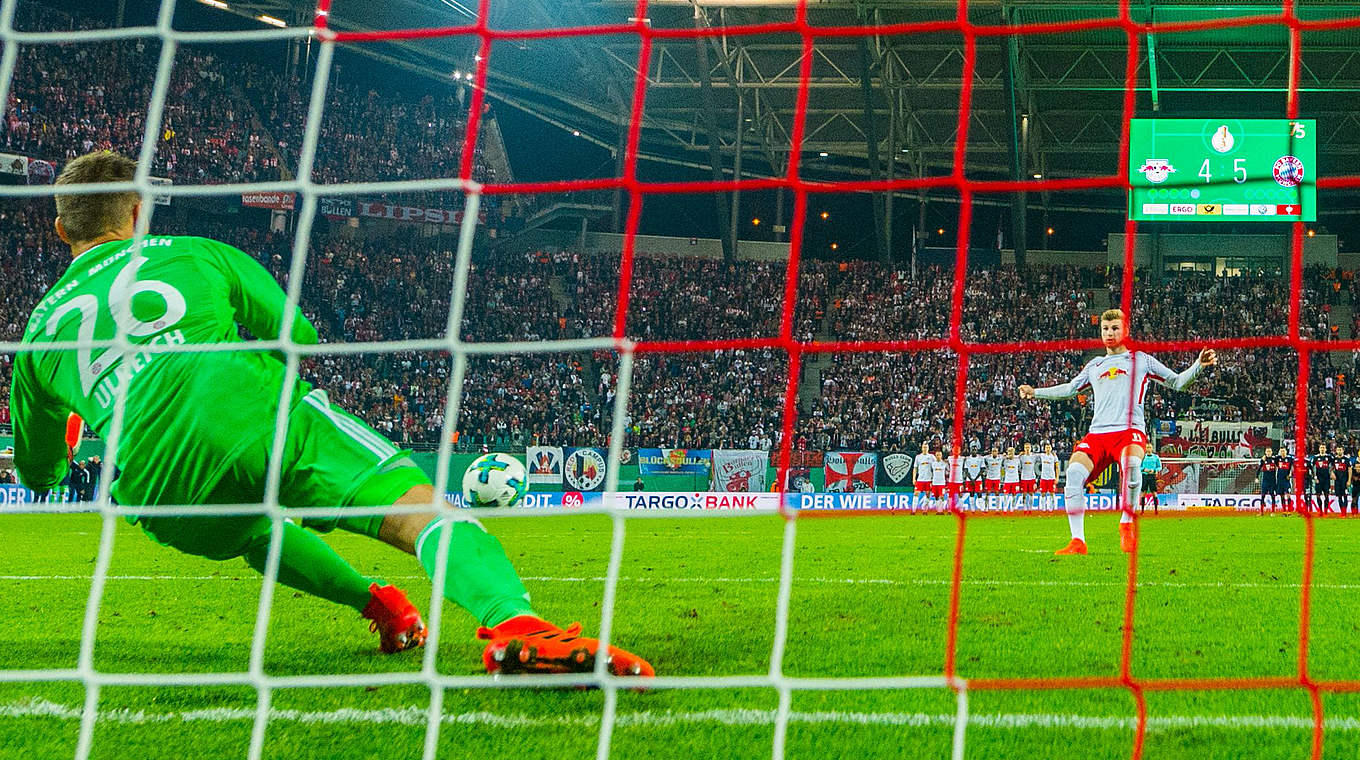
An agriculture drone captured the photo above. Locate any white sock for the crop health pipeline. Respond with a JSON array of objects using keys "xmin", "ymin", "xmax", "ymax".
[
  {"xmin": 1121, "ymin": 456, "xmax": 1142, "ymax": 524},
  {"xmin": 1064, "ymin": 461, "xmax": 1091, "ymax": 541}
]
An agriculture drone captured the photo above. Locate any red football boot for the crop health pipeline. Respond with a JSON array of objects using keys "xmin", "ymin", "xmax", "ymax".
[
  {"xmin": 361, "ymin": 583, "xmax": 428, "ymax": 654},
  {"xmin": 478, "ymin": 616, "xmax": 654, "ymax": 677}
]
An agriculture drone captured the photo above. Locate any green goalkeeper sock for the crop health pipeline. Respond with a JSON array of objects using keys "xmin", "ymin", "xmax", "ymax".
[
  {"xmin": 415, "ymin": 517, "xmax": 536, "ymax": 628},
  {"xmin": 245, "ymin": 521, "xmax": 375, "ymax": 612}
]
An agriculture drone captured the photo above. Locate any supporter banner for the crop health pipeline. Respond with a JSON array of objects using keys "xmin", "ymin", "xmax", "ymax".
[
  {"xmin": 356, "ymin": 201, "xmax": 486, "ymax": 226},
  {"xmin": 784, "ymin": 467, "xmax": 812, "ymax": 492},
  {"xmin": 710, "ymin": 449, "xmax": 769, "ymax": 492},
  {"xmin": 27, "ymin": 159, "xmax": 54, "ymax": 185},
  {"xmin": 149, "ymin": 176, "xmax": 172, "ymax": 206},
  {"xmin": 1156, "ymin": 421, "xmax": 1274, "ymax": 456},
  {"xmin": 563, "ymin": 447, "xmax": 608, "ymax": 492},
  {"xmin": 876, "ymin": 452, "xmax": 914, "ymax": 487},
  {"xmin": 242, "ymin": 191, "xmax": 296, "ymax": 210},
  {"xmin": 319, "ymin": 196, "xmax": 356, "ymax": 219},
  {"xmin": 1159, "ymin": 459, "xmax": 1199, "ymax": 494},
  {"xmin": 638, "ymin": 448, "xmax": 711, "ymax": 476},
  {"xmin": 525, "ymin": 446, "xmax": 563, "ymax": 486},
  {"xmin": 824, "ymin": 451, "xmax": 878, "ymax": 493},
  {"xmin": 0, "ymin": 152, "xmax": 28, "ymax": 175},
  {"xmin": 789, "ymin": 450, "xmax": 824, "ymax": 468}
]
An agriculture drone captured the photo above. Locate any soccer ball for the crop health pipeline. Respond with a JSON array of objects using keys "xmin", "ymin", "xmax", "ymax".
[{"xmin": 462, "ymin": 453, "xmax": 528, "ymax": 508}]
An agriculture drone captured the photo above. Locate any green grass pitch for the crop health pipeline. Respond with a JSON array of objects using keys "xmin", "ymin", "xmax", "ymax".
[{"xmin": 2, "ymin": 511, "xmax": 1358, "ymax": 759}]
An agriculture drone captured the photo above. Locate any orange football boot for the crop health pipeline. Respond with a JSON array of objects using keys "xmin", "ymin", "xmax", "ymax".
[
  {"xmin": 1055, "ymin": 538, "xmax": 1088, "ymax": 555},
  {"xmin": 479, "ymin": 616, "xmax": 654, "ymax": 677},
  {"xmin": 1119, "ymin": 522, "xmax": 1136, "ymax": 553}
]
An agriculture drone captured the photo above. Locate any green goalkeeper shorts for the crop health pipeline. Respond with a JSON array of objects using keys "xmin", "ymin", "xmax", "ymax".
[{"xmin": 136, "ymin": 388, "xmax": 432, "ymax": 561}]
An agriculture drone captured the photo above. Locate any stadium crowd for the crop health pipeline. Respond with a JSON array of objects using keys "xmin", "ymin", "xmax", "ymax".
[
  {"xmin": 3, "ymin": 1, "xmax": 497, "ymax": 213},
  {"xmin": 4, "ymin": 181, "xmax": 1359, "ymax": 454},
  {"xmin": 4, "ymin": 1, "xmax": 1360, "ymax": 460}
]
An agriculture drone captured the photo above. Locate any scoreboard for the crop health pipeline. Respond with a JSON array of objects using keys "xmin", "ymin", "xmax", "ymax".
[{"xmin": 1127, "ymin": 118, "xmax": 1316, "ymax": 222}]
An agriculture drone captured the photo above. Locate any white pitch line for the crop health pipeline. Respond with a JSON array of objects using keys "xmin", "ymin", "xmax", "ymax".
[
  {"xmin": 1, "ymin": 574, "xmax": 1353, "ymax": 591},
  {"xmin": 1, "ymin": 698, "xmax": 1355, "ymax": 733}
]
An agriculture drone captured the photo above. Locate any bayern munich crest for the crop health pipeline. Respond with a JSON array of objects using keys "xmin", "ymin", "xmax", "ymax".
[{"xmin": 1273, "ymin": 155, "xmax": 1305, "ymax": 187}]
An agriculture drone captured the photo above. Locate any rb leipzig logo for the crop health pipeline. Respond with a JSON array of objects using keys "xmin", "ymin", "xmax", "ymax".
[{"xmin": 1138, "ymin": 158, "xmax": 1176, "ymax": 184}]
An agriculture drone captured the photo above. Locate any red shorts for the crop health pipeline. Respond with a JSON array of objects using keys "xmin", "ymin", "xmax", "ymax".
[
  {"xmin": 1073, "ymin": 429, "xmax": 1150, "ymax": 484},
  {"xmin": 1002, "ymin": 482, "xmax": 1020, "ymax": 495},
  {"xmin": 966, "ymin": 480, "xmax": 982, "ymax": 493},
  {"xmin": 914, "ymin": 480, "xmax": 930, "ymax": 494},
  {"xmin": 947, "ymin": 482, "xmax": 963, "ymax": 495},
  {"xmin": 1039, "ymin": 479, "xmax": 1057, "ymax": 493},
  {"xmin": 984, "ymin": 479, "xmax": 1000, "ymax": 492},
  {"xmin": 1020, "ymin": 479, "xmax": 1037, "ymax": 494},
  {"xmin": 930, "ymin": 484, "xmax": 945, "ymax": 498}
]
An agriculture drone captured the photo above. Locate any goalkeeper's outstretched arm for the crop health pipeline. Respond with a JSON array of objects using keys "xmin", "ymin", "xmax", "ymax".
[
  {"xmin": 10, "ymin": 352, "xmax": 70, "ymax": 493},
  {"xmin": 206, "ymin": 239, "xmax": 319, "ymax": 348}
]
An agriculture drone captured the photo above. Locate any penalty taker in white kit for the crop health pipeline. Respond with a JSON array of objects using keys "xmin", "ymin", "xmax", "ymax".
[
  {"xmin": 1018, "ymin": 308, "xmax": 1216, "ymax": 555},
  {"xmin": 11, "ymin": 152, "xmax": 651, "ymax": 676}
]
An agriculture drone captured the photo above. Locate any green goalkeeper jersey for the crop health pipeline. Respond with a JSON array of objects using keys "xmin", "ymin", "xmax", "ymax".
[{"xmin": 11, "ymin": 235, "xmax": 319, "ymax": 507}]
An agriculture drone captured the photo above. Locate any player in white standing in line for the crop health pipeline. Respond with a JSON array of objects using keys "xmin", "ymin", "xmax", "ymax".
[
  {"xmin": 1020, "ymin": 308, "xmax": 1216, "ymax": 554},
  {"xmin": 1037, "ymin": 443, "xmax": 1061, "ymax": 512},
  {"xmin": 983, "ymin": 445, "xmax": 1003, "ymax": 510},
  {"xmin": 946, "ymin": 444, "xmax": 966, "ymax": 511},
  {"xmin": 1019, "ymin": 442, "xmax": 1039, "ymax": 511},
  {"xmin": 913, "ymin": 440, "xmax": 936, "ymax": 512},
  {"xmin": 929, "ymin": 449, "xmax": 948, "ymax": 514},
  {"xmin": 965, "ymin": 447, "xmax": 986, "ymax": 512},
  {"xmin": 1001, "ymin": 446, "xmax": 1022, "ymax": 512}
]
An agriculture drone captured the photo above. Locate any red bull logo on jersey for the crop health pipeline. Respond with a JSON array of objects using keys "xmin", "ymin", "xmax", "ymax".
[{"xmin": 1098, "ymin": 366, "xmax": 1129, "ymax": 381}]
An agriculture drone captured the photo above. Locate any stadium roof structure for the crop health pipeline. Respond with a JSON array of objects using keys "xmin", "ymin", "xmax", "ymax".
[{"xmin": 168, "ymin": 0, "xmax": 1340, "ymax": 230}]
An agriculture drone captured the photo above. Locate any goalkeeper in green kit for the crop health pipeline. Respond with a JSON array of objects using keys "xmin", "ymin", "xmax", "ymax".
[{"xmin": 11, "ymin": 152, "xmax": 651, "ymax": 676}]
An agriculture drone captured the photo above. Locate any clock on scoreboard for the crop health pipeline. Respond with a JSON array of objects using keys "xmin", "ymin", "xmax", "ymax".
[{"xmin": 1127, "ymin": 118, "xmax": 1316, "ymax": 222}]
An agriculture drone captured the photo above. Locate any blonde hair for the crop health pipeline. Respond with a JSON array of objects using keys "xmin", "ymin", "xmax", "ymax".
[
  {"xmin": 1100, "ymin": 308, "xmax": 1126, "ymax": 324},
  {"xmin": 54, "ymin": 151, "xmax": 139, "ymax": 244}
]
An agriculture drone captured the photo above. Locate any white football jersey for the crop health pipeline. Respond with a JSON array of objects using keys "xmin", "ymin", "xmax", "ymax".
[
  {"xmin": 948, "ymin": 456, "xmax": 965, "ymax": 483},
  {"xmin": 930, "ymin": 458, "xmax": 947, "ymax": 485},
  {"xmin": 1019, "ymin": 453, "xmax": 1037, "ymax": 480},
  {"xmin": 1034, "ymin": 350, "xmax": 1204, "ymax": 434},
  {"xmin": 984, "ymin": 455, "xmax": 1003, "ymax": 480},
  {"xmin": 1002, "ymin": 456, "xmax": 1021, "ymax": 483},
  {"xmin": 1038, "ymin": 452, "xmax": 1059, "ymax": 480},
  {"xmin": 965, "ymin": 455, "xmax": 985, "ymax": 479},
  {"xmin": 914, "ymin": 453, "xmax": 935, "ymax": 482}
]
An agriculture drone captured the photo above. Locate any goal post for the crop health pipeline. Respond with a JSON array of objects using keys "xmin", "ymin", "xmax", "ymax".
[{"xmin": 1156, "ymin": 457, "xmax": 1262, "ymax": 495}]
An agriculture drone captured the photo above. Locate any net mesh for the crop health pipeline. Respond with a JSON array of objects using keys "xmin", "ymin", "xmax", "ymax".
[{"xmin": 2, "ymin": 1, "xmax": 1358, "ymax": 759}]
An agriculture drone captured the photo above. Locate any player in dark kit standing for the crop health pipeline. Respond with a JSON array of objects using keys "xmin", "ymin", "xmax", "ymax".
[
  {"xmin": 1332, "ymin": 442, "xmax": 1352, "ymax": 514},
  {"xmin": 1351, "ymin": 453, "xmax": 1360, "ymax": 517},
  {"xmin": 1258, "ymin": 446, "xmax": 1277, "ymax": 514},
  {"xmin": 1278, "ymin": 447, "xmax": 1297, "ymax": 512},
  {"xmin": 1310, "ymin": 442, "xmax": 1333, "ymax": 513}
]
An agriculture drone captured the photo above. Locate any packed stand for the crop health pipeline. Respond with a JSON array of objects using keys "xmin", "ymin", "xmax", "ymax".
[{"xmin": 3, "ymin": 2, "xmax": 497, "ymax": 204}]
